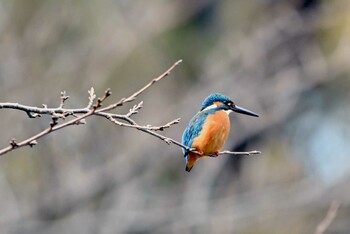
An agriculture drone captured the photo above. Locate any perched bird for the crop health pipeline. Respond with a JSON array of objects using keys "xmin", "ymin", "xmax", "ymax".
[{"xmin": 182, "ymin": 93, "xmax": 258, "ymax": 172}]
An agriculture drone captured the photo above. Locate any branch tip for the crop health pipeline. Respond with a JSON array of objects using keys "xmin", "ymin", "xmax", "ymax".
[
  {"xmin": 88, "ymin": 87, "xmax": 95, "ymax": 94},
  {"xmin": 175, "ymin": 59, "xmax": 183, "ymax": 65},
  {"xmin": 87, "ymin": 87, "xmax": 96, "ymax": 109},
  {"xmin": 105, "ymin": 88, "xmax": 112, "ymax": 97},
  {"xmin": 59, "ymin": 91, "xmax": 69, "ymax": 108}
]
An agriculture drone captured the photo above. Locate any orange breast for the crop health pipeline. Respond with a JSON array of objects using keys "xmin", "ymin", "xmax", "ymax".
[{"xmin": 192, "ymin": 110, "xmax": 230, "ymax": 155}]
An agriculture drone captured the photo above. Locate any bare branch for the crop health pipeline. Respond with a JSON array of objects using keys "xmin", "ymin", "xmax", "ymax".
[
  {"xmin": 187, "ymin": 148, "xmax": 261, "ymax": 157},
  {"xmin": 59, "ymin": 91, "xmax": 69, "ymax": 108},
  {"xmin": 87, "ymin": 87, "xmax": 96, "ymax": 109},
  {"xmin": 0, "ymin": 102, "xmax": 90, "ymax": 116},
  {"xmin": 217, "ymin": 150, "xmax": 261, "ymax": 156},
  {"xmin": 0, "ymin": 91, "xmax": 107, "ymax": 156},
  {"xmin": 0, "ymin": 61, "xmax": 184, "ymax": 155},
  {"xmin": 126, "ymin": 101, "xmax": 143, "ymax": 117},
  {"xmin": 0, "ymin": 59, "xmax": 260, "ymax": 159},
  {"xmin": 0, "ymin": 60, "xmax": 183, "ymax": 117},
  {"xmin": 93, "ymin": 89, "xmax": 111, "ymax": 110},
  {"xmin": 149, "ymin": 118, "xmax": 181, "ymax": 131},
  {"xmin": 107, "ymin": 116, "xmax": 180, "ymax": 132}
]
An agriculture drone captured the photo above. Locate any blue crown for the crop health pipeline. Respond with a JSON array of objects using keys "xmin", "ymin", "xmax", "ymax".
[{"xmin": 200, "ymin": 93, "xmax": 233, "ymax": 111}]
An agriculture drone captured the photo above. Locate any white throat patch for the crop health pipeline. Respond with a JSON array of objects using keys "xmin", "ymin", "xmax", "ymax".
[
  {"xmin": 202, "ymin": 103, "xmax": 217, "ymax": 112},
  {"xmin": 224, "ymin": 109, "xmax": 233, "ymax": 115}
]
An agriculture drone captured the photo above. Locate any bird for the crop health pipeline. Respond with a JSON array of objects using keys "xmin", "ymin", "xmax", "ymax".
[{"xmin": 182, "ymin": 93, "xmax": 259, "ymax": 172}]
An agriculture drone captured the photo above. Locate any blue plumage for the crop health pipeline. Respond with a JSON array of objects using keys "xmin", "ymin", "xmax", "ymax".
[
  {"xmin": 182, "ymin": 93, "xmax": 231, "ymax": 156},
  {"xmin": 181, "ymin": 93, "xmax": 258, "ymax": 172},
  {"xmin": 200, "ymin": 93, "xmax": 233, "ymax": 111},
  {"xmin": 182, "ymin": 112, "xmax": 207, "ymax": 155}
]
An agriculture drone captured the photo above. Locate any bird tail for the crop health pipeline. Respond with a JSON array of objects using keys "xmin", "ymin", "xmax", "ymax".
[
  {"xmin": 185, "ymin": 162, "xmax": 193, "ymax": 172},
  {"xmin": 185, "ymin": 154, "xmax": 199, "ymax": 172}
]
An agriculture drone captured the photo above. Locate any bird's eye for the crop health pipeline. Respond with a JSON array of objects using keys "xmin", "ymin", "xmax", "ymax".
[{"xmin": 228, "ymin": 102, "xmax": 235, "ymax": 107}]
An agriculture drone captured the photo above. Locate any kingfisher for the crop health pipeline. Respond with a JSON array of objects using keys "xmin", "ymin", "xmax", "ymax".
[{"xmin": 182, "ymin": 93, "xmax": 259, "ymax": 172}]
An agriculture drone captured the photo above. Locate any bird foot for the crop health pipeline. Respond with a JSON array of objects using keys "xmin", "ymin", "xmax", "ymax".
[
  {"xmin": 210, "ymin": 151, "xmax": 219, "ymax": 157},
  {"xmin": 188, "ymin": 148, "xmax": 204, "ymax": 156}
]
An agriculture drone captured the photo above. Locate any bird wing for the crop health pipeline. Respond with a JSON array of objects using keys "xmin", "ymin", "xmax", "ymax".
[{"xmin": 181, "ymin": 112, "xmax": 207, "ymax": 156}]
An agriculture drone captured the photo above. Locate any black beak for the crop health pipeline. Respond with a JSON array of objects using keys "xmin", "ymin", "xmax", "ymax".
[{"xmin": 231, "ymin": 105, "xmax": 259, "ymax": 117}]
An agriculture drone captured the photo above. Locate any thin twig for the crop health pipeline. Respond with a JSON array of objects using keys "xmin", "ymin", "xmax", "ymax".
[
  {"xmin": 107, "ymin": 116, "xmax": 181, "ymax": 131},
  {"xmin": 217, "ymin": 150, "xmax": 261, "ymax": 156},
  {"xmin": 189, "ymin": 149, "xmax": 261, "ymax": 157},
  {"xmin": 126, "ymin": 101, "xmax": 143, "ymax": 117},
  {"xmin": 315, "ymin": 200, "xmax": 340, "ymax": 234},
  {"xmin": 59, "ymin": 91, "xmax": 69, "ymax": 108},
  {"xmin": 0, "ymin": 91, "xmax": 109, "ymax": 156},
  {"xmin": 87, "ymin": 87, "xmax": 96, "ymax": 109}
]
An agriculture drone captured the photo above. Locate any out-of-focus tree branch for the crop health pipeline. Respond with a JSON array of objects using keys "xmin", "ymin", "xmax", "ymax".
[{"xmin": 315, "ymin": 200, "xmax": 340, "ymax": 234}]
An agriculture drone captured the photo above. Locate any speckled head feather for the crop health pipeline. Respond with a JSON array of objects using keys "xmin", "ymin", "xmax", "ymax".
[{"xmin": 200, "ymin": 93, "xmax": 233, "ymax": 111}]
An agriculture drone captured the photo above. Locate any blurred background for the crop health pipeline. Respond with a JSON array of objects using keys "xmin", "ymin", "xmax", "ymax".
[{"xmin": 0, "ymin": 0, "xmax": 349, "ymax": 233}]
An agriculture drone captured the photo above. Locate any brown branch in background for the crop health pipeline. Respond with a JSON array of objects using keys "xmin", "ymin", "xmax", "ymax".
[
  {"xmin": 315, "ymin": 200, "xmax": 340, "ymax": 234},
  {"xmin": 0, "ymin": 59, "xmax": 261, "ymax": 158}
]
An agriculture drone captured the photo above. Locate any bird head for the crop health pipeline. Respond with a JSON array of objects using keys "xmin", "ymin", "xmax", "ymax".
[{"xmin": 200, "ymin": 93, "xmax": 259, "ymax": 117}]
